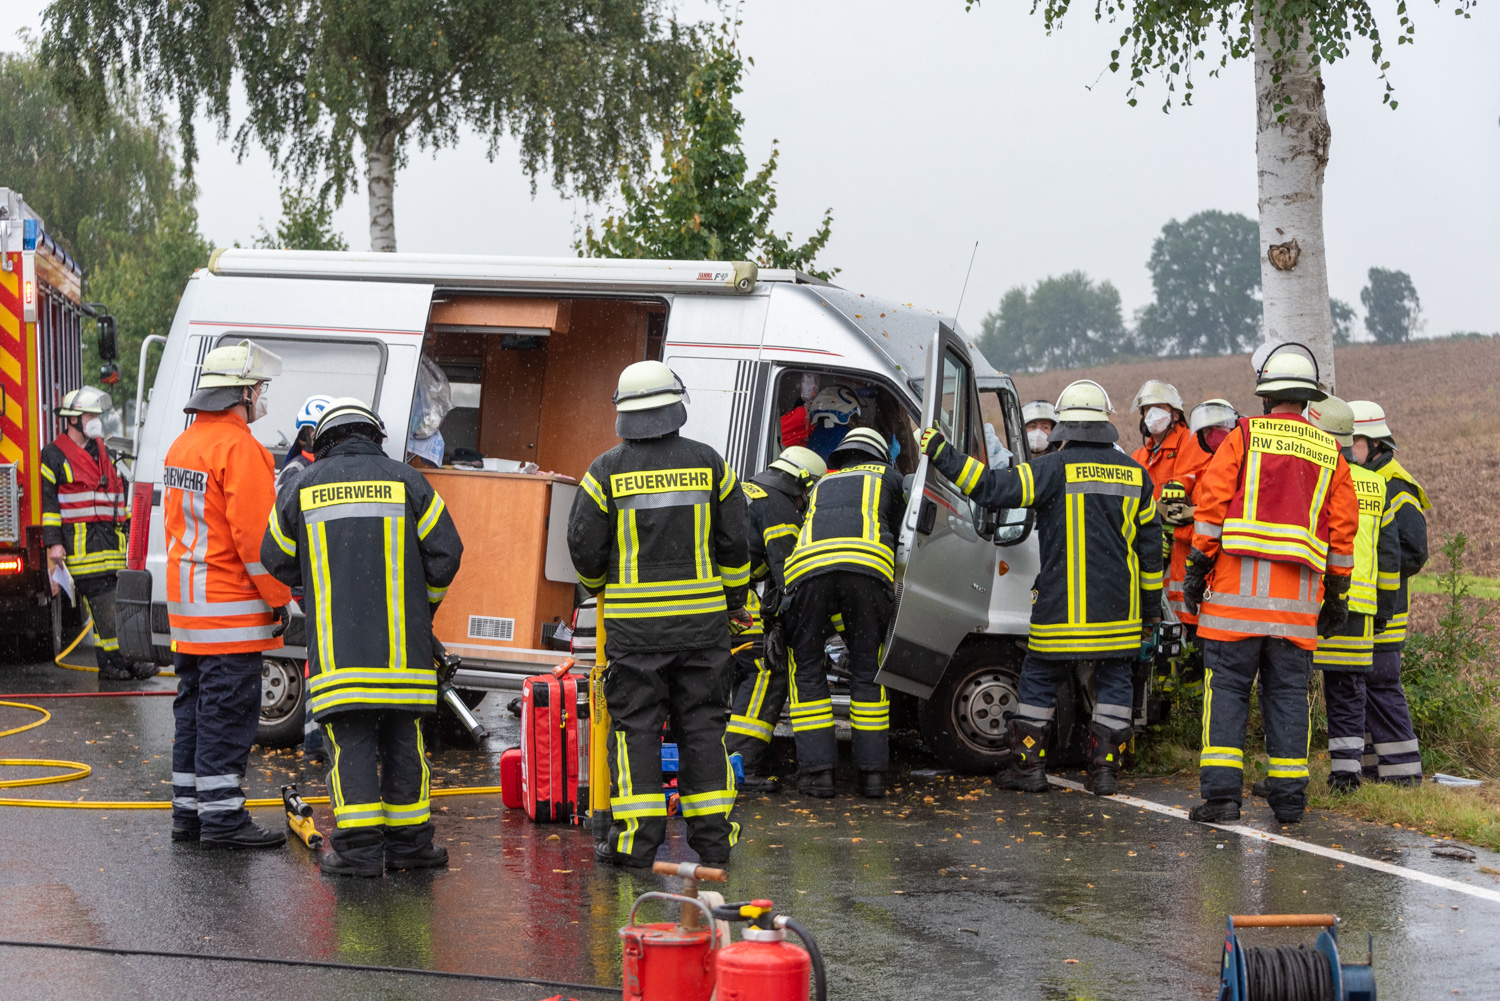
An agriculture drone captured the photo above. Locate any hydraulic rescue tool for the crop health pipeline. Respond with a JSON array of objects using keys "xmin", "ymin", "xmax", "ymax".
[
  {"xmin": 281, "ymin": 784, "xmax": 323, "ymax": 848},
  {"xmin": 432, "ymin": 634, "xmax": 488, "ymax": 743},
  {"xmin": 1218, "ymin": 914, "xmax": 1375, "ymax": 1001}
]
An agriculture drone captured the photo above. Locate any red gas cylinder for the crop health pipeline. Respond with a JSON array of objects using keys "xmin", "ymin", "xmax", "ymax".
[
  {"xmin": 714, "ymin": 927, "xmax": 812, "ymax": 1001},
  {"xmin": 620, "ymin": 894, "xmax": 717, "ymax": 1001}
]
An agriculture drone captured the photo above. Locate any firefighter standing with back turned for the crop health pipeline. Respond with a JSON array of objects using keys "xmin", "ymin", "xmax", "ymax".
[
  {"xmin": 780, "ymin": 426, "xmax": 905, "ymax": 800},
  {"xmin": 162, "ymin": 340, "xmax": 294, "ymax": 848},
  {"xmin": 922, "ymin": 380, "xmax": 1164, "ymax": 797},
  {"xmin": 569, "ymin": 361, "xmax": 750, "ymax": 868},
  {"xmin": 40, "ymin": 386, "xmax": 153, "ymax": 680},
  {"xmin": 726, "ymin": 445, "xmax": 827, "ymax": 794},
  {"xmin": 1182, "ymin": 343, "xmax": 1359, "ymax": 825},
  {"xmin": 262, "ymin": 398, "xmax": 463, "ymax": 876},
  {"xmin": 1349, "ymin": 400, "xmax": 1429, "ymax": 785}
]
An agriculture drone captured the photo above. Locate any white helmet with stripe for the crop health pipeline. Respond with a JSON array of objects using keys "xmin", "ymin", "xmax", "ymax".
[
  {"xmin": 770, "ymin": 445, "xmax": 827, "ymax": 485},
  {"xmin": 1347, "ymin": 400, "xmax": 1395, "ymax": 445}
]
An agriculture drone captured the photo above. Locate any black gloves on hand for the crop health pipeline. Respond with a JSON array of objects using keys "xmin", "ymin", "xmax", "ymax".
[
  {"xmin": 1181, "ymin": 548, "xmax": 1212, "ymax": 616},
  {"xmin": 1318, "ymin": 574, "xmax": 1351, "ymax": 639},
  {"xmin": 272, "ymin": 603, "xmax": 292, "ymax": 639}
]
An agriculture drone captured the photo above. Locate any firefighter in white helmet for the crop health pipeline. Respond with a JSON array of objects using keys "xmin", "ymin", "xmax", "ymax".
[
  {"xmin": 569, "ymin": 361, "xmax": 750, "ymax": 867},
  {"xmin": 726, "ymin": 445, "xmax": 827, "ymax": 793},
  {"xmin": 40, "ymin": 386, "xmax": 149, "ymax": 680},
  {"xmin": 1347, "ymin": 399, "xmax": 1428, "ymax": 785},
  {"xmin": 1021, "ymin": 400, "xmax": 1058, "ymax": 458},
  {"xmin": 922, "ymin": 380, "xmax": 1164, "ymax": 796}
]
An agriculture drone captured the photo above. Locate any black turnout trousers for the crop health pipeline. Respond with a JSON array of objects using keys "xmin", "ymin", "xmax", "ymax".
[
  {"xmin": 603, "ymin": 646, "xmax": 739, "ymax": 866},
  {"xmin": 785, "ymin": 572, "xmax": 894, "ymax": 774},
  {"xmin": 1200, "ymin": 636, "xmax": 1312, "ymax": 815},
  {"xmin": 322, "ymin": 709, "xmax": 434, "ymax": 863}
]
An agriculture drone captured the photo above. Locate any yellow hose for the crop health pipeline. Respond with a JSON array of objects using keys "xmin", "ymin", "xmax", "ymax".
[{"xmin": 0, "ymin": 700, "xmax": 93, "ymax": 790}]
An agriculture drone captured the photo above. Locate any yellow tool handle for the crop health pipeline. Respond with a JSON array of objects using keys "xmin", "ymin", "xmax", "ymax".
[{"xmin": 589, "ymin": 616, "xmax": 612, "ymax": 816}]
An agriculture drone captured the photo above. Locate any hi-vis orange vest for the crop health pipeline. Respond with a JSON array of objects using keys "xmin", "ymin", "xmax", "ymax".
[
  {"xmin": 1192, "ymin": 415, "xmax": 1359, "ymax": 650},
  {"xmin": 162, "ymin": 411, "xmax": 292, "ymax": 654}
]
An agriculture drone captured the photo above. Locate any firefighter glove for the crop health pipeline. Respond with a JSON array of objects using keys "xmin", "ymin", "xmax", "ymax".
[
  {"xmin": 1181, "ymin": 548, "xmax": 1212, "ymax": 615},
  {"xmin": 1159, "ymin": 480, "xmax": 1195, "ymax": 526},
  {"xmin": 271, "ymin": 603, "xmax": 292, "ymax": 639},
  {"xmin": 1373, "ymin": 616, "xmax": 1388, "ymax": 634},
  {"xmin": 1318, "ymin": 574, "xmax": 1350, "ymax": 639},
  {"xmin": 1161, "ymin": 531, "xmax": 1175, "ymax": 563},
  {"xmin": 765, "ymin": 620, "xmax": 787, "ymax": 669},
  {"xmin": 728, "ymin": 606, "xmax": 754, "ymax": 636},
  {"xmin": 919, "ymin": 426, "xmax": 947, "ymax": 460}
]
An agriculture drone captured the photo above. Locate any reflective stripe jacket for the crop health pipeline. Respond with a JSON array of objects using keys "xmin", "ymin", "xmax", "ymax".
[
  {"xmin": 742, "ymin": 466, "xmax": 806, "ymax": 633},
  {"xmin": 1132, "ymin": 422, "xmax": 1210, "ymax": 625},
  {"xmin": 40, "ymin": 435, "xmax": 128, "ymax": 579},
  {"xmin": 783, "ymin": 461, "xmax": 904, "ymax": 592},
  {"xmin": 1192, "ymin": 415, "xmax": 1359, "ymax": 651},
  {"xmin": 261, "ymin": 436, "xmax": 463, "ymax": 719},
  {"xmin": 1368, "ymin": 452, "xmax": 1430, "ymax": 650},
  {"xmin": 568, "ymin": 433, "xmax": 750, "ymax": 656},
  {"xmin": 933, "ymin": 441, "xmax": 1164, "ymax": 659},
  {"xmin": 162, "ymin": 410, "xmax": 292, "ymax": 653},
  {"xmin": 1314, "ymin": 463, "xmax": 1402, "ymax": 670}
]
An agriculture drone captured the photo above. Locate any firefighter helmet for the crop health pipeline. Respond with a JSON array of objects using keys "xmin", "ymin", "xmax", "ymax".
[
  {"xmin": 829, "ymin": 426, "xmax": 890, "ymax": 466},
  {"xmin": 1188, "ymin": 398, "xmax": 1239, "ymax": 436},
  {"xmin": 1129, "ymin": 379, "xmax": 1185, "ymax": 413},
  {"xmin": 1020, "ymin": 400, "xmax": 1057, "ymax": 426},
  {"xmin": 613, "ymin": 361, "xmax": 689, "ymax": 439},
  {"xmin": 1253, "ymin": 341, "xmax": 1326, "ymax": 402},
  {"xmin": 196, "ymin": 340, "xmax": 283, "ymax": 388},
  {"xmin": 1348, "ymin": 400, "xmax": 1395, "ymax": 446},
  {"xmin": 1307, "ymin": 395, "xmax": 1356, "ymax": 448},
  {"xmin": 58, "ymin": 385, "xmax": 113, "ymax": 417},
  {"xmin": 313, "ymin": 397, "xmax": 387, "ymax": 448},
  {"xmin": 296, "ymin": 395, "xmax": 335, "ymax": 431},
  {"xmin": 770, "ymin": 445, "xmax": 827, "ymax": 485},
  {"xmin": 1054, "ymin": 380, "xmax": 1113, "ymax": 422},
  {"xmin": 807, "ymin": 385, "xmax": 861, "ymax": 428}
]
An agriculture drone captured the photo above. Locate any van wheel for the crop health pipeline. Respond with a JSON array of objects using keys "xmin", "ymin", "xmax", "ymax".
[
  {"xmin": 918, "ymin": 645, "xmax": 1022, "ymax": 773},
  {"xmin": 257, "ymin": 657, "xmax": 307, "ymax": 749}
]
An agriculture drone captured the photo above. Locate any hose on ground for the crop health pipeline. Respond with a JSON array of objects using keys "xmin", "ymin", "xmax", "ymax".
[{"xmin": 1243, "ymin": 943, "xmax": 1335, "ymax": 1001}]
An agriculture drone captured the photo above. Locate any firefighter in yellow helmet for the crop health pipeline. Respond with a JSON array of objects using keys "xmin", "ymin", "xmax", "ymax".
[{"xmin": 569, "ymin": 361, "xmax": 750, "ymax": 867}]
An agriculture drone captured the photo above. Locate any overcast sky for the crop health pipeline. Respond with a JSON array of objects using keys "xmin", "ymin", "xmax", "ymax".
[{"xmin": 8, "ymin": 1, "xmax": 1498, "ymax": 339}]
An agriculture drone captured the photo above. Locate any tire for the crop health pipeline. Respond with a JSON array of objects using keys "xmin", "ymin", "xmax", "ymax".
[
  {"xmin": 918, "ymin": 643, "xmax": 1023, "ymax": 773},
  {"xmin": 257, "ymin": 656, "xmax": 307, "ymax": 749}
]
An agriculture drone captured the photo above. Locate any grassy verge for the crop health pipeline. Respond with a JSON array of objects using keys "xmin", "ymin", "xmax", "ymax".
[{"xmin": 1411, "ymin": 571, "xmax": 1500, "ymax": 601}]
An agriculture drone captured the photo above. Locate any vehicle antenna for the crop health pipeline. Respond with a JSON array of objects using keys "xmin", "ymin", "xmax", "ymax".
[{"xmin": 953, "ymin": 241, "xmax": 979, "ymax": 323}]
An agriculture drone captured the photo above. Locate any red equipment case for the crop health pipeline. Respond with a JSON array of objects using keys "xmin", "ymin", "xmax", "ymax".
[
  {"xmin": 519, "ymin": 660, "xmax": 580, "ymax": 822},
  {"xmin": 498, "ymin": 747, "xmax": 523, "ymax": 810}
]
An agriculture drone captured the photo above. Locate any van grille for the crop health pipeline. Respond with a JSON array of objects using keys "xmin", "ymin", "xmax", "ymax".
[
  {"xmin": 467, "ymin": 615, "xmax": 515, "ymax": 642},
  {"xmin": 0, "ymin": 464, "xmax": 19, "ymax": 543}
]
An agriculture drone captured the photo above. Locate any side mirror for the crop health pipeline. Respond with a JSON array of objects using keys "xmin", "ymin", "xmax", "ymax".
[{"xmin": 94, "ymin": 310, "xmax": 118, "ymax": 361}]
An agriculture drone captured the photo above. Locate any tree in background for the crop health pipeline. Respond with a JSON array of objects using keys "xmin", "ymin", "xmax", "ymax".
[
  {"xmin": 1330, "ymin": 298, "xmax": 1357, "ymax": 345},
  {"xmin": 1361, "ymin": 267, "xmax": 1422, "ymax": 344},
  {"xmin": 1136, "ymin": 210, "xmax": 1260, "ymax": 356},
  {"xmin": 576, "ymin": 26, "xmax": 835, "ymax": 279},
  {"xmin": 41, "ymin": 0, "xmax": 702, "ymax": 252},
  {"xmin": 253, "ymin": 188, "xmax": 349, "ymax": 252},
  {"xmin": 0, "ymin": 50, "xmax": 207, "ymax": 419},
  {"xmin": 978, "ymin": 272, "xmax": 1126, "ymax": 373},
  {"xmin": 966, "ymin": 0, "xmax": 1477, "ymax": 392}
]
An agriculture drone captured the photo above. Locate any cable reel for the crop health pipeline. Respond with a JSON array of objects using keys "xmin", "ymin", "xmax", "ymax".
[{"xmin": 1219, "ymin": 914, "xmax": 1376, "ymax": 1001}]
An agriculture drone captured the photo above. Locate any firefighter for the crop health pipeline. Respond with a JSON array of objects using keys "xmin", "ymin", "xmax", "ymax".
[
  {"xmin": 1349, "ymin": 400, "xmax": 1429, "ymax": 785},
  {"xmin": 40, "ymin": 386, "xmax": 148, "ymax": 681},
  {"xmin": 1305, "ymin": 397, "xmax": 1402, "ymax": 792},
  {"xmin": 1182, "ymin": 344, "xmax": 1360, "ymax": 825},
  {"xmin": 262, "ymin": 398, "xmax": 463, "ymax": 876},
  {"xmin": 163, "ymin": 340, "xmax": 295, "ymax": 848},
  {"xmin": 275, "ymin": 394, "xmax": 334, "ymax": 491},
  {"xmin": 1130, "ymin": 380, "xmax": 1210, "ymax": 628},
  {"xmin": 1188, "ymin": 399, "xmax": 1240, "ymax": 457},
  {"xmin": 726, "ymin": 445, "xmax": 827, "ymax": 794},
  {"xmin": 1022, "ymin": 400, "xmax": 1058, "ymax": 458},
  {"xmin": 568, "ymin": 361, "xmax": 750, "ymax": 868},
  {"xmin": 780, "ymin": 427, "xmax": 904, "ymax": 800},
  {"xmin": 922, "ymin": 380, "xmax": 1164, "ymax": 797}
]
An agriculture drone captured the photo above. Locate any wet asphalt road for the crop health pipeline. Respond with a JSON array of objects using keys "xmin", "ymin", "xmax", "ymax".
[{"xmin": 2, "ymin": 652, "xmax": 1498, "ymax": 1001}]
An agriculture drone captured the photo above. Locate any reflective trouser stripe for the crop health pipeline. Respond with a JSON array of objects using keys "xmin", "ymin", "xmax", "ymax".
[
  {"xmin": 1267, "ymin": 757, "xmax": 1309, "ymax": 779},
  {"xmin": 612, "ymin": 793, "xmax": 669, "ymax": 819},
  {"xmin": 1378, "ymin": 761, "xmax": 1422, "ymax": 777},
  {"xmin": 1328, "ymin": 736, "xmax": 1365, "ymax": 751},
  {"xmin": 679, "ymin": 790, "xmax": 736, "ymax": 817},
  {"xmin": 1016, "ymin": 702, "xmax": 1055, "ymax": 723},
  {"xmin": 382, "ymin": 800, "xmax": 431, "ymax": 826},
  {"xmin": 196, "ymin": 773, "xmax": 240, "ymax": 790},
  {"xmin": 171, "ymin": 797, "xmax": 198, "ymax": 810},
  {"xmin": 1200, "ymin": 746, "xmax": 1244, "ymax": 769},
  {"xmin": 334, "ymin": 803, "xmax": 386, "ymax": 827},
  {"xmin": 727, "ymin": 714, "xmax": 774, "ymax": 742},
  {"xmin": 1373, "ymin": 739, "xmax": 1419, "ymax": 755},
  {"xmin": 849, "ymin": 698, "xmax": 889, "ymax": 732},
  {"xmin": 198, "ymin": 797, "xmax": 246, "ymax": 813},
  {"xmin": 789, "ymin": 699, "xmax": 833, "ymax": 732},
  {"xmin": 1093, "ymin": 702, "xmax": 1132, "ymax": 728},
  {"xmin": 1329, "ymin": 759, "xmax": 1362, "ymax": 773}
]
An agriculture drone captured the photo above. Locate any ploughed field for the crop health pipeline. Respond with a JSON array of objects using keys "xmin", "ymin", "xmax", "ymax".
[{"xmin": 1011, "ymin": 337, "xmax": 1500, "ymax": 577}]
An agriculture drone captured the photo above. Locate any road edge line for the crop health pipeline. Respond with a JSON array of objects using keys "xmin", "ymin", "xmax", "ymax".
[{"xmin": 1046, "ymin": 775, "xmax": 1500, "ymax": 906}]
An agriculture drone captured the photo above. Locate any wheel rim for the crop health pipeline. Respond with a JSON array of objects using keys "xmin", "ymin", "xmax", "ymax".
[
  {"xmin": 261, "ymin": 658, "xmax": 302, "ymax": 724},
  {"xmin": 954, "ymin": 669, "xmax": 1018, "ymax": 756}
]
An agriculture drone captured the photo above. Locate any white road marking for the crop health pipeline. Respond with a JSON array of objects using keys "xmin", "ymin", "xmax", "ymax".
[{"xmin": 1047, "ymin": 775, "xmax": 1500, "ymax": 906}]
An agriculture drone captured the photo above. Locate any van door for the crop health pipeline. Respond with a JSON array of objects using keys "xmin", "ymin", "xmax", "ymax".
[{"xmin": 875, "ymin": 327, "xmax": 996, "ymax": 699}]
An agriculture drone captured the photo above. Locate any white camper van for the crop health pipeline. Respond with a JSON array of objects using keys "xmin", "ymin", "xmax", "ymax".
[{"xmin": 118, "ymin": 250, "xmax": 1058, "ymax": 770}]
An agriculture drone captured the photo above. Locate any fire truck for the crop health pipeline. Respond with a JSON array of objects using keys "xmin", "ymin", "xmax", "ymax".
[{"xmin": 0, "ymin": 188, "xmax": 120, "ymax": 652}]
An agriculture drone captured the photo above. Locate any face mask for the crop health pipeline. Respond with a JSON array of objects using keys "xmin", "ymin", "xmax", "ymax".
[
  {"xmin": 82, "ymin": 418, "xmax": 104, "ymax": 439},
  {"xmin": 1203, "ymin": 427, "xmax": 1231, "ymax": 453},
  {"xmin": 1028, "ymin": 429, "xmax": 1051, "ymax": 453},
  {"xmin": 1143, "ymin": 406, "xmax": 1173, "ymax": 436},
  {"xmin": 800, "ymin": 374, "xmax": 819, "ymax": 402},
  {"xmin": 249, "ymin": 385, "xmax": 269, "ymax": 423}
]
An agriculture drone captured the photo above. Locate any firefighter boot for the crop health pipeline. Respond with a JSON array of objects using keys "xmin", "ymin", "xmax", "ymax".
[
  {"xmin": 995, "ymin": 719, "xmax": 1051, "ymax": 794},
  {"xmin": 797, "ymin": 768, "xmax": 834, "ymax": 798},
  {"xmin": 1084, "ymin": 722, "xmax": 1132, "ymax": 797},
  {"xmin": 857, "ymin": 770, "xmax": 886, "ymax": 799},
  {"xmin": 321, "ymin": 830, "xmax": 384, "ymax": 878},
  {"xmin": 1327, "ymin": 772, "xmax": 1361, "ymax": 794},
  {"xmin": 1188, "ymin": 799, "xmax": 1241, "ymax": 823},
  {"xmin": 201, "ymin": 819, "xmax": 287, "ymax": 849},
  {"xmin": 386, "ymin": 824, "xmax": 447, "ymax": 871},
  {"xmin": 734, "ymin": 743, "xmax": 781, "ymax": 794}
]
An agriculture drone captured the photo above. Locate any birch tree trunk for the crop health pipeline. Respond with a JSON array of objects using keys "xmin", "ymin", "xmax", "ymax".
[
  {"xmin": 1253, "ymin": 7, "xmax": 1336, "ymax": 390},
  {"xmin": 367, "ymin": 129, "xmax": 397, "ymax": 252}
]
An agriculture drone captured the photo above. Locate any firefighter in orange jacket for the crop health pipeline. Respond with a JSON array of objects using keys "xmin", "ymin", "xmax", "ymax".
[
  {"xmin": 1130, "ymin": 380, "xmax": 1211, "ymax": 629},
  {"xmin": 1182, "ymin": 344, "xmax": 1359, "ymax": 825},
  {"xmin": 163, "ymin": 340, "xmax": 294, "ymax": 848}
]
